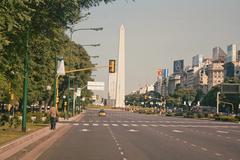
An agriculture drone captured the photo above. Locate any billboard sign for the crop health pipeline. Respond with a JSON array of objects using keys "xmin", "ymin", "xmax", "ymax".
[
  {"xmin": 157, "ymin": 68, "xmax": 162, "ymax": 77},
  {"xmin": 221, "ymin": 83, "xmax": 240, "ymax": 94},
  {"xmin": 173, "ymin": 60, "xmax": 184, "ymax": 74},
  {"xmin": 87, "ymin": 81, "xmax": 105, "ymax": 91}
]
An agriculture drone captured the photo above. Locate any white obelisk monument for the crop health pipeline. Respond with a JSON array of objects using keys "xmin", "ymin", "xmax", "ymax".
[{"xmin": 115, "ymin": 25, "xmax": 125, "ymax": 108}]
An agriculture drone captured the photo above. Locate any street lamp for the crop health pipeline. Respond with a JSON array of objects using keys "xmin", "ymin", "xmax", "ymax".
[
  {"xmin": 22, "ymin": 30, "xmax": 29, "ymax": 132},
  {"xmin": 82, "ymin": 44, "xmax": 101, "ymax": 47},
  {"xmin": 69, "ymin": 27, "xmax": 103, "ymax": 40},
  {"xmin": 67, "ymin": 26, "xmax": 103, "ymax": 116}
]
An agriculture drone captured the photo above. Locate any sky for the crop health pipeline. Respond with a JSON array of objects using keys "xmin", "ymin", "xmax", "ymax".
[{"xmin": 70, "ymin": 0, "xmax": 240, "ymax": 98}]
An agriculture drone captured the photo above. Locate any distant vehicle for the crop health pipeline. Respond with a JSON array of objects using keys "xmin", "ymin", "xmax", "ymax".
[{"xmin": 98, "ymin": 109, "xmax": 106, "ymax": 117}]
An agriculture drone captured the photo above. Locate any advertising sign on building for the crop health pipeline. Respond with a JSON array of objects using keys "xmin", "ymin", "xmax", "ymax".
[
  {"xmin": 157, "ymin": 68, "xmax": 162, "ymax": 77},
  {"xmin": 87, "ymin": 81, "xmax": 105, "ymax": 91},
  {"xmin": 173, "ymin": 60, "xmax": 184, "ymax": 74}
]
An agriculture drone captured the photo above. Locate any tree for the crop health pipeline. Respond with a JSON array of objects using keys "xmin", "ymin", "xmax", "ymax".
[{"xmin": 0, "ymin": 0, "xmax": 124, "ymax": 106}]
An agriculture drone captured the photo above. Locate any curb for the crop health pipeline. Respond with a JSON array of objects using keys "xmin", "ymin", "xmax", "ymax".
[{"xmin": 0, "ymin": 113, "xmax": 83, "ymax": 160}]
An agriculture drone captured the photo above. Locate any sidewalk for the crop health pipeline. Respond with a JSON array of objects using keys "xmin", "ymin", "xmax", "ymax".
[{"xmin": 0, "ymin": 113, "xmax": 84, "ymax": 160}]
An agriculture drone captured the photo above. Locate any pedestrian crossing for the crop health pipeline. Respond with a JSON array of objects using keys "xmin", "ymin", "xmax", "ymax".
[{"xmin": 72, "ymin": 121, "xmax": 240, "ymax": 128}]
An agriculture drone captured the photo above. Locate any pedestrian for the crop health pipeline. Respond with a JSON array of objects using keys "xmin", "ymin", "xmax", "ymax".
[{"xmin": 49, "ymin": 106, "xmax": 57, "ymax": 130}]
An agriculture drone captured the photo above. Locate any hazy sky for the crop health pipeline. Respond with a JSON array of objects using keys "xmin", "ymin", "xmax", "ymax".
[{"xmin": 71, "ymin": 0, "xmax": 240, "ymax": 98}]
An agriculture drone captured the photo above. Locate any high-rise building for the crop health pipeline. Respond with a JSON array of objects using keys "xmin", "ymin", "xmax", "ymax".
[
  {"xmin": 194, "ymin": 67, "xmax": 208, "ymax": 94},
  {"xmin": 225, "ymin": 44, "xmax": 237, "ymax": 63},
  {"xmin": 207, "ymin": 63, "xmax": 224, "ymax": 90},
  {"xmin": 212, "ymin": 47, "xmax": 226, "ymax": 63},
  {"xmin": 192, "ymin": 54, "xmax": 203, "ymax": 67},
  {"xmin": 238, "ymin": 50, "xmax": 240, "ymax": 61},
  {"xmin": 224, "ymin": 61, "xmax": 240, "ymax": 78},
  {"xmin": 168, "ymin": 75, "xmax": 181, "ymax": 95}
]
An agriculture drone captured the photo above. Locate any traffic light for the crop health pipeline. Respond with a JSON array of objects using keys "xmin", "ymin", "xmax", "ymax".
[{"xmin": 109, "ymin": 59, "xmax": 116, "ymax": 73}]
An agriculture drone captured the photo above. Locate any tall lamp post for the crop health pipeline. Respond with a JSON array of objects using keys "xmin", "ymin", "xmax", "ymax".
[
  {"xmin": 67, "ymin": 26, "xmax": 103, "ymax": 117},
  {"xmin": 22, "ymin": 30, "xmax": 29, "ymax": 132}
]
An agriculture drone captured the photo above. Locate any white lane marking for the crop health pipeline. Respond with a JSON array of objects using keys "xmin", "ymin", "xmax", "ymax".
[
  {"xmin": 201, "ymin": 147, "xmax": 208, "ymax": 151},
  {"xmin": 217, "ymin": 130, "xmax": 229, "ymax": 134},
  {"xmin": 93, "ymin": 123, "xmax": 99, "ymax": 126},
  {"xmin": 172, "ymin": 130, "xmax": 184, "ymax": 133},
  {"xmin": 183, "ymin": 141, "xmax": 188, "ymax": 144},
  {"xmin": 103, "ymin": 124, "xmax": 109, "ymax": 126},
  {"xmin": 128, "ymin": 129, "xmax": 139, "ymax": 132},
  {"xmin": 131, "ymin": 124, "xmax": 138, "ymax": 127},
  {"xmin": 118, "ymin": 147, "xmax": 122, "ymax": 150},
  {"xmin": 120, "ymin": 152, "xmax": 124, "ymax": 155},
  {"xmin": 122, "ymin": 124, "xmax": 129, "ymax": 127},
  {"xmin": 123, "ymin": 158, "xmax": 127, "ymax": 160},
  {"xmin": 175, "ymin": 138, "xmax": 180, "ymax": 141},
  {"xmin": 131, "ymin": 121, "xmax": 135, "ymax": 123},
  {"xmin": 191, "ymin": 144, "xmax": 197, "ymax": 147},
  {"xmin": 215, "ymin": 153, "xmax": 222, "ymax": 156},
  {"xmin": 112, "ymin": 124, "xmax": 119, "ymax": 127},
  {"xmin": 237, "ymin": 139, "xmax": 240, "ymax": 141},
  {"xmin": 150, "ymin": 124, "xmax": 158, "ymax": 127},
  {"xmin": 116, "ymin": 143, "xmax": 120, "ymax": 146},
  {"xmin": 73, "ymin": 123, "xmax": 79, "ymax": 126},
  {"xmin": 141, "ymin": 124, "xmax": 148, "ymax": 127},
  {"xmin": 83, "ymin": 123, "xmax": 89, "ymax": 126},
  {"xmin": 81, "ymin": 129, "xmax": 90, "ymax": 132}
]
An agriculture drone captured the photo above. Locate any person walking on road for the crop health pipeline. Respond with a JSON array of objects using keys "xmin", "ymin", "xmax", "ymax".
[{"xmin": 49, "ymin": 106, "xmax": 57, "ymax": 130}]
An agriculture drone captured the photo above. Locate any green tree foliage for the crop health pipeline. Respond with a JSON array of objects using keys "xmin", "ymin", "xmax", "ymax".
[
  {"xmin": 0, "ymin": 0, "xmax": 119, "ymax": 106},
  {"xmin": 175, "ymin": 87, "xmax": 197, "ymax": 105},
  {"xmin": 201, "ymin": 86, "xmax": 220, "ymax": 107}
]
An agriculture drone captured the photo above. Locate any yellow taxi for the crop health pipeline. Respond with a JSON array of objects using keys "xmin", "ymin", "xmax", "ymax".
[{"xmin": 98, "ymin": 109, "xmax": 106, "ymax": 117}]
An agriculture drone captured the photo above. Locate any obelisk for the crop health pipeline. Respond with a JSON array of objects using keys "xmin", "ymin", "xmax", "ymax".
[{"xmin": 115, "ymin": 25, "xmax": 125, "ymax": 108}]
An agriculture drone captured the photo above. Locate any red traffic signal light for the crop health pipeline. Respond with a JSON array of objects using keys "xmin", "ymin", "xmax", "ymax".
[{"xmin": 109, "ymin": 60, "xmax": 116, "ymax": 73}]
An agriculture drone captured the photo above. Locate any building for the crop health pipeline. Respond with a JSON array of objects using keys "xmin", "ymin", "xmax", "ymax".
[
  {"xmin": 139, "ymin": 85, "xmax": 148, "ymax": 94},
  {"xmin": 192, "ymin": 54, "xmax": 203, "ymax": 67},
  {"xmin": 238, "ymin": 50, "xmax": 240, "ymax": 61},
  {"xmin": 194, "ymin": 67, "xmax": 208, "ymax": 94},
  {"xmin": 168, "ymin": 75, "xmax": 181, "ymax": 95},
  {"xmin": 224, "ymin": 61, "xmax": 240, "ymax": 78},
  {"xmin": 225, "ymin": 44, "xmax": 237, "ymax": 63},
  {"xmin": 212, "ymin": 47, "xmax": 226, "ymax": 63},
  {"xmin": 207, "ymin": 63, "xmax": 224, "ymax": 90},
  {"xmin": 154, "ymin": 77, "xmax": 168, "ymax": 97},
  {"xmin": 147, "ymin": 84, "xmax": 154, "ymax": 92}
]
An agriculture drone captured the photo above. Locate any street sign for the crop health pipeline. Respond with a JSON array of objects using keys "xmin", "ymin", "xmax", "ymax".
[
  {"xmin": 76, "ymin": 88, "xmax": 81, "ymax": 97},
  {"xmin": 221, "ymin": 83, "xmax": 240, "ymax": 94},
  {"xmin": 57, "ymin": 59, "xmax": 65, "ymax": 75},
  {"xmin": 87, "ymin": 81, "xmax": 105, "ymax": 91}
]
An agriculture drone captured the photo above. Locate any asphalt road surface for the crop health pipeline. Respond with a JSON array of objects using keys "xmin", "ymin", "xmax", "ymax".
[{"xmin": 38, "ymin": 109, "xmax": 240, "ymax": 160}]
